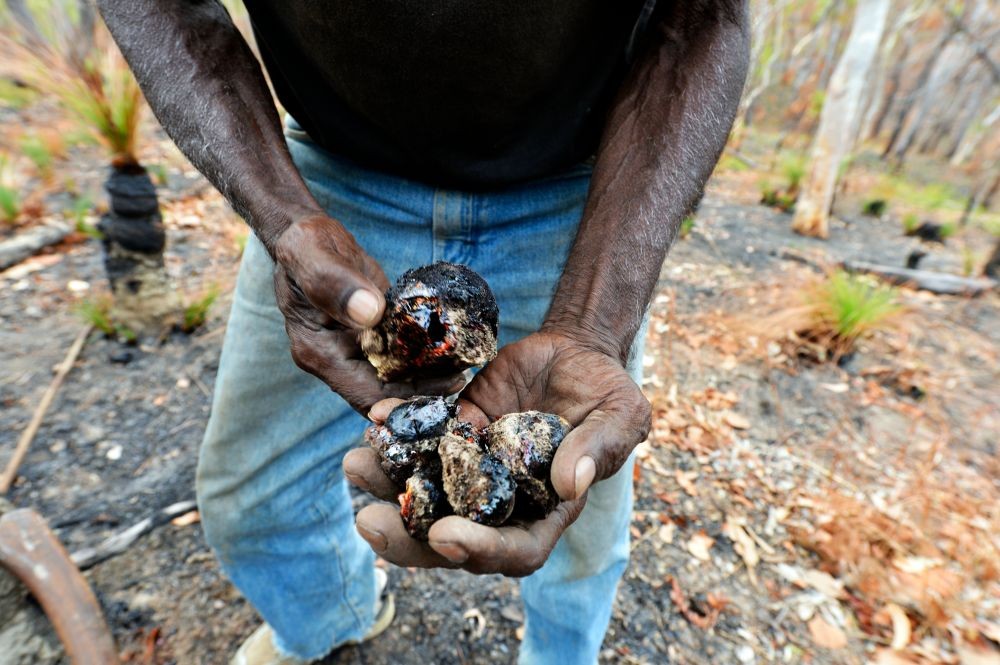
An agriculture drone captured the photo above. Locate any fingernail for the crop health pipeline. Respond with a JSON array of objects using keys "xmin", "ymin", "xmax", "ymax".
[
  {"xmin": 344, "ymin": 470, "xmax": 370, "ymax": 492},
  {"xmin": 430, "ymin": 541, "xmax": 469, "ymax": 564},
  {"xmin": 574, "ymin": 456, "xmax": 596, "ymax": 499},
  {"xmin": 346, "ymin": 290, "xmax": 381, "ymax": 327},
  {"xmin": 357, "ymin": 524, "xmax": 387, "ymax": 553}
]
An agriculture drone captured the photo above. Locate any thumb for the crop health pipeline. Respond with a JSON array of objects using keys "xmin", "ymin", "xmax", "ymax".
[
  {"xmin": 550, "ymin": 403, "xmax": 650, "ymax": 501},
  {"xmin": 276, "ymin": 218, "xmax": 387, "ymax": 329},
  {"xmin": 291, "ymin": 252, "xmax": 385, "ymax": 330}
]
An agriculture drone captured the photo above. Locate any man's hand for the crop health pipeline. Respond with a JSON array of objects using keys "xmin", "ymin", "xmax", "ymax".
[
  {"xmin": 343, "ymin": 331, "xmax": 651, "ymax": 576},
  {"xmin": 273, "ymin": 215, "xmax": 464, "ymax": 414}
]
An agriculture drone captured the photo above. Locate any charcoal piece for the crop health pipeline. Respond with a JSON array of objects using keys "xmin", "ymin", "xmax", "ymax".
[
  {"xmin": 360, "ymin": 262, "xmax": 499, "ymax": 382},
  {"xmin": 484, "ymin": 411, "xmax": 570, "ymax": 480},
  {"xmin": 439, "ymin": 434, "xmax": 515, "ymax": 526},
  {"xmin": 384, "ymin": 396, "xmax": 455, "ymax": 442},
  {"xmin": 365, "ymin": 424, "xmax": 439, "ymax": 486},
  {"xmin": 399, "ymin": 464, "xmax": 451, "ymax": 540}
]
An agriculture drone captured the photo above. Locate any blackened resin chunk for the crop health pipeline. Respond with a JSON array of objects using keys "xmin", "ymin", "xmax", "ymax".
[
  {"xmin": 384, "ymin": 396, "xmax": 455, "ymax": 442},
  {"xmin": 484, "ymin": 411, "xmax": 570, "ymax": 479},
  {"xmin": 485, "ymin": 411, "xmax": 570, "ymax": 520},
  {"xmin": 439, "ymin": 434, "xmax": 515, "ymax": 527},
  {"xmin": 360, "ymin": 262, "xmax": 499, "ymax": 382},
  {"xmin": 365, "ymin": 397, "xmax": 455, "ymax": 485},
  {"xmin": 512, "ymin": 476, "xmax": 559, "ymax": 521},
  {"xmin": 399, "ymin": 464, "xmax": 451, "ymax": 540}
]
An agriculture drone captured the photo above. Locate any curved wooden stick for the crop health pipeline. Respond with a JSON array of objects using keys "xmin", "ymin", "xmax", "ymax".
[{"xmin": 0, "ymin": 509, "xmax": 117, "ymax": 664}]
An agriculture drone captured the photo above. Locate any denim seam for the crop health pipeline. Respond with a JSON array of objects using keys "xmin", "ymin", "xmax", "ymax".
[{"xmin": 306, "ymin": 501, "xmax": 368, "ymax": 653}]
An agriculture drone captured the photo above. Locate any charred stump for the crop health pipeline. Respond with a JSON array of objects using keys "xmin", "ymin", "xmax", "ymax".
[
  {"xmin": 984, "ymin": 237, "xmax": 1000, "ymax": 280},
  {"xmin": 98, "ymin": 164, "xmax": 178, "ymax": 334}
]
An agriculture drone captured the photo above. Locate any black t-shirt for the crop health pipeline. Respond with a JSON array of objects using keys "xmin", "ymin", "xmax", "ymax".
[{"xmin": 242, "ymin": 1, "xmax": 654, "ymax": 188}]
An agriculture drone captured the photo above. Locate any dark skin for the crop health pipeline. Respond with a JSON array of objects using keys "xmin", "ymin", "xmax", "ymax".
[{"xmin": 98, "ymin": 0, "xmax": 749, "ymax": 576}]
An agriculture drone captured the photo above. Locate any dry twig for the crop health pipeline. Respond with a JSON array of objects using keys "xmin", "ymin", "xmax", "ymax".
[{"xmin": 0, "ymin": 324, "xmax": 92, "ymax": 493}]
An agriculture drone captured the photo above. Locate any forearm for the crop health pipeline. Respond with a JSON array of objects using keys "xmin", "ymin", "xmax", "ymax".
[
  {"xmin": 543, "ymin": 1, "xmax": 750, "ymax": 363},
  {"xmin": 97, "ymin": 0, "xmax": 324, "ymax": 253}
]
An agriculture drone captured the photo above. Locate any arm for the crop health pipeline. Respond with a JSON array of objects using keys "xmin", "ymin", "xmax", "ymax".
[
  {"xmin": 98, "ymin": 0, "xmax": 461, "ymax": 411},
  {"xmin": 543, "ymin": 0, "xmax": 751, "ymax": 364},
  {"xmin": 347, "ymin": 1, "xmax": 751, "ymax": 574}
]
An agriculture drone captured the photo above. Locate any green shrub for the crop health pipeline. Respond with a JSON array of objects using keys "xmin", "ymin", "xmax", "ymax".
[
  {"xmin": 780, "ymin": 152, "xmax": 807, "ymax": 195},
  {"xmin": 68, "ymin": 193, "xmax": 102, "ymax": 238},
  {"xmin": 902, "ymin": 213, "xmax": 920, "ymax": 234},
  {"xmin": 182, "ymin": 286, "xmax": 220, "ymax": 333},
  {"xmin": 76, "ymin": 298, "xmax": 135, "ymax": 341},
  {"xmin": 20, "ymin": 134, "xmax": 53, "ymax": 179},
  {"xmin": 805, "ymin": 271, "xmax": 901, "ymax": 353},
  {"xmin": 679, "ymin": 215, "xmax": 695, "ymax": 239},
  {"xmin": 861, "ymin": 199, "xmax": 887, "ymax": 217},
  {"xmin": 0, "ymin": 184, "xmax": 18, "ymax": 224},
  {"xmin": 234, "ymin": 230, "xmax": 249, "ymax": 257},
  {"xmin": 0, "ymin": 154, "xmax": 18, "ymax": 223}
]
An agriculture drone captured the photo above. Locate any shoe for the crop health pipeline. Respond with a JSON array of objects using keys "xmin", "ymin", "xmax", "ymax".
[{"xmin": 231, "ymin": 568, "xmax": 396, "ymax": 665}]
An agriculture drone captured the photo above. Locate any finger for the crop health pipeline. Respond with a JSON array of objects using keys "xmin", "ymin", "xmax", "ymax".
[
  {"xmin": 453, "ymin": 398, "xmax": 491, "ymax": 429},
  {"xmin": 368, "ymin": 398, "xmax": 407, "ymax": 424},
  {"xmin": 343, "ymin": 448, "xmax": 400, "ymax": 502},
  {"xmin": 550, "ymin": 399, "xmax": 651, "ymax": 501},
  {"xmin": 411, "ymin": 372, "xmax": 468, "ymax": 397},
  {"xmin": 356, "ymin": 503, "xmax": 459, "ymax": 569},
  {"xmin": 426, "ymin": 498, "xmax": 585, "ymax": 577}
]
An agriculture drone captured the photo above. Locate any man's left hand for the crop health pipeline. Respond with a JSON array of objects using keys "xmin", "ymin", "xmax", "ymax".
[{"xmin": 342, "ymin": 331, "xmax": 651, "ymax": 576}]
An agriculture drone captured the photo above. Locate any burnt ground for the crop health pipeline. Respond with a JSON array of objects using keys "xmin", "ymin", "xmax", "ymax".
[{"xmin": 1, "ymin": 139, "xmax": 998, "ymax": 665}]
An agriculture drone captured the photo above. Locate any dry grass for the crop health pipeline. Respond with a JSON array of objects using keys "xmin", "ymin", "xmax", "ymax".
[{"xmin": 0, "ymin": 2, "xmax": 145, "ymax": 166}]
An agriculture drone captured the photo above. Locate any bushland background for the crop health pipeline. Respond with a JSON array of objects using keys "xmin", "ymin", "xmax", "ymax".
[{"xmin": 0, "ymin": 1, "xmax": 997, "ymax": 663}]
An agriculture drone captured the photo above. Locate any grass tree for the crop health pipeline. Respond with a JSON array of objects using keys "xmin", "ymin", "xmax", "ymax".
[
  {"xmin": 1, "ymin": 0, "xmax": 178, "ymax": 334},
  {"xmin": 792, "ymin": 0, "xmax": 891, "ymax": 238}
]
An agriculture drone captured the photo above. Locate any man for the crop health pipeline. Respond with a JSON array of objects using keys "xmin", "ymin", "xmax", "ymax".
[{"xmin": 98, "ymin": 1, "xmax": 748, "ymax": 663}]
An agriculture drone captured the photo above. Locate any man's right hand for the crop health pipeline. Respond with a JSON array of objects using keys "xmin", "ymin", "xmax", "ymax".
[{"xmin": 272, "ymin": 215, "xmax": 465, "ymax": 414}]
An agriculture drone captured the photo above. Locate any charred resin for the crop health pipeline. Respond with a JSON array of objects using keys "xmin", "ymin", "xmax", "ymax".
[
  {"xmin": 484, "ymin": 412, "xmax": 569, "ymax": 478},
  {"xmin": 365, "ymin": 397, "xmax": 455, "ymax": 485},
  {"xmin": 485, "ymin": 412, "xmax": 570, "ymax": 519},
  {"xmin": 399, "ymin": 464, "xmax": 451, "ymax": 540},
  {"xmin": 363, "ymin": 396, "xmax": 570, "ymax": 535},
  {"xmin": 360, "ymin": 262, "xmax": 499, "ymax": 381},
  {"xmin": 439, "ymin": 434, "xmax": 515, "ymax": 526},
  {"xmin": 384, "ymin": 396, "xmax": 455, "ymax": 442}
]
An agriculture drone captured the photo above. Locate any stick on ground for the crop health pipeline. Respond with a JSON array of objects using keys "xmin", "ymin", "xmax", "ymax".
[{"xmin": 0, "ymin": 324, "xmax": 92, "ymax": 493}]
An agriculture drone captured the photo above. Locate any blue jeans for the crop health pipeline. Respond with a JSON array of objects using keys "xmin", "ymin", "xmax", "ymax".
[{"xmin": 197, "ymin": 127, "xmax": 643, "ymax": 664}]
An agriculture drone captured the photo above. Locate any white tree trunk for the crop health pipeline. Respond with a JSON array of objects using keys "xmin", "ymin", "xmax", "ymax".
[{"xmin": 793, "ymin": 0, "xmax": 891, "ymax": 238}]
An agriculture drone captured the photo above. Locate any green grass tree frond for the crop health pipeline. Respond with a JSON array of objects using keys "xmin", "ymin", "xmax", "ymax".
[
  {"xmin": 805, "ymin": 271, "xmax": 902, "ymax": 351},
  {"xmin": 0, "ymin": 0, "xmax": 145, "ymax": 166}
]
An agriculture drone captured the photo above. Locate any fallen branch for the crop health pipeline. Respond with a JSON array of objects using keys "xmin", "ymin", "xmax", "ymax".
[
  {"xmin": 0, "ymin": 221, "xmax": 72, "ymax": 271},
  {"xmin": 841, "ymin": 260, "xmax": 997, "ymax": 296},
  {"xmin": 0, "ymin": 324, "xmax": 92, "ymax": 493},
  {"xmin": 0, "ymin": 508, "xmax": 118, "ymax": 664},
  {"xmin": 70, "ymin": 499, "xmax": 197, "ymax": 570}
]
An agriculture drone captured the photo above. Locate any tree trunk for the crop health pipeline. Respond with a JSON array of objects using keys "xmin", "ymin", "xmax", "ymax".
[
  {"xmin": 97, "ymin": 164, "xmax": 179, "ymax": 335},
  {"xmin": 951, "ymin": 102, "xmax": 1000, "ymax": 166},
  {"xmin": 889, "ymin": 39, "xmax": 967, "ymax": 163},
  {"xmin": 861, "ymin": 2, "xmax": 924, "ymax": 142},
  {"xmin": 881, "ymin": 27, "xmax": 958, "ymax": 159},
  {"xmin": 944, "ymin": 77, "xmax": 989, "ymax": 159},
  {"xmin": 793, "ymin": 0, "xmax": 890, "ymax": 238}
]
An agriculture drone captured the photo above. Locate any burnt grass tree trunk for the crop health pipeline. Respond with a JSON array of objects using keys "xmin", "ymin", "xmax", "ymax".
[
  {"xmin": 984, "ymin": 237, "xmax": 1000, "ymax": 280},
  {"xmin": 97, "ymin": 164, "xmax": 178, "ymax": 335}
]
